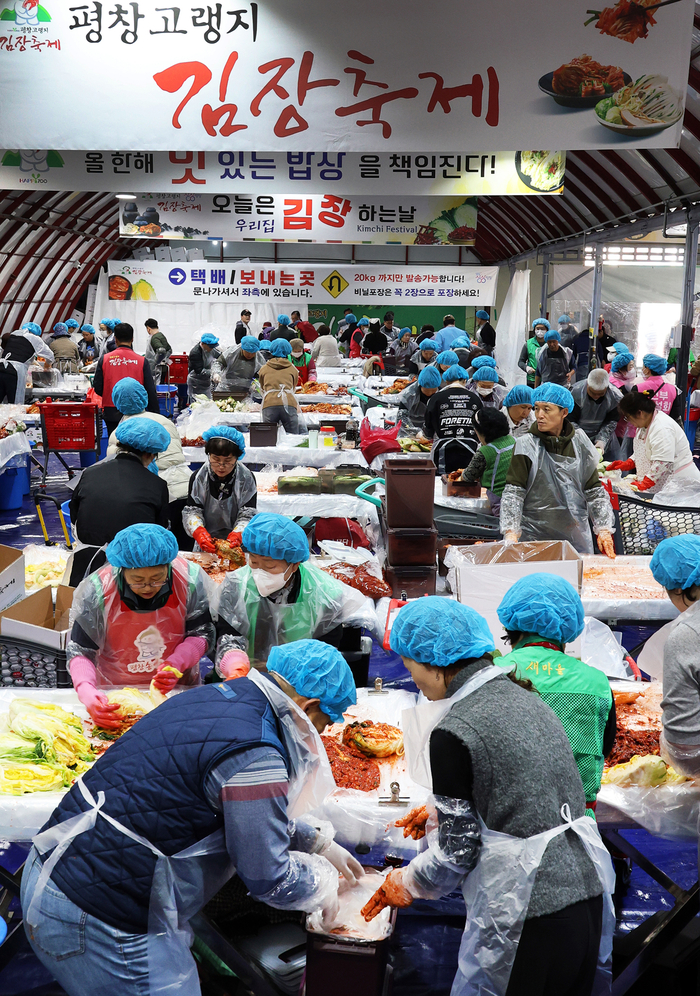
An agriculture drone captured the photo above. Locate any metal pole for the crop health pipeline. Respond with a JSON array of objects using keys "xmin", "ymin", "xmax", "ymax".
[
  {"xmin": 677, "ymin": 217, "xmax": 699, "ymax": 406},
  {"xmin": 539, "ymin": 254, "xmax": 550, "ymax": 318},
  {"xmin": 589, "ymin": 243, "xmax": 604, "ymax": 369}
]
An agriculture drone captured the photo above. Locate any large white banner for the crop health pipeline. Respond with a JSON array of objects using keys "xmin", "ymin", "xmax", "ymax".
[
  {"xmin": 119, "ymin": 192, "xmax": 482, "ymax": 245},
  {"xmin": 0, "ymin": 0, "xmax": 692, "ymax": 151},
  {"xmin": 0, "ymin": 150, "xmax": 565, "ymax": 195},
  {"xmin": 107, "ymin": 260, "xmax": 499, "ymax": 306}
]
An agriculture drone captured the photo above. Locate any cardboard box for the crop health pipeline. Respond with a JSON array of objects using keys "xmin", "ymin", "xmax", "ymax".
[
  {"xmin": 0, "ymin": 585, "xmax": 74, "ymax": 650},
  {"xmin": 0, "ymin": 546, "xmax": 24, "ymax": 612},
  {"xmin": 449, "ymin": 541, "xmax": 583, "ymax": 654}
]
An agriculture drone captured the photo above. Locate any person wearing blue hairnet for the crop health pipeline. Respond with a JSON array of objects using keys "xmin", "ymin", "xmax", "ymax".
[
  {"xmin": 64, "ymin": 319, "xmax": 80, "ymax": 331},
  {"xmin": 183, "ymin": 426, "xmax": 257, "ymax": 555},
  {"xmin": 22, "ymin": 638, "xmax": 356, "ymax": 995},
  {"xmin": 105, "ymin": 378, "xmax": 192, "ymax": 549},
  {"xmin": 469, "ymin": 366, "xmax": 508, "ymax": 409},
  {"xmin": 214, "ymin": 335, "xmax": 266, "ymax": 394},
  {"xmin": 187, "ymin": 331, "xmax": 221, "ymax": 401},
  {"xmin": 518, "ymin": 320, "xmax": 549, "ymax": 387},
  {"xmin": 270, "ymin": 313, "xmax": 296, "ymax": 343},
  {"xmin": 363, "ymin": 596, "xmax": 609, "ymax": 996},
  {"xmin": 98, "ymin": 319, "xmax": 119, "ymax": 354},
  {"xmin": 501, "ymin": 382, "xmax": 616, "ymax": 556},
  {"xmin": 67, "ymin": 523, "xmax": 214, "ymax": 724},
  {"xmin": 407, "ymin": 338, "xmax": 439, "ymax": 376},
  {"xmin": 496, "ymin": 574, "xmax": 615, "ymax": 811},
  {"xmin": 68, "ymin": 418, "xmax": 171, "ymax": 586},
  {"xmin": 557, "ymin": 313, "xmax": 579, "ymax": 350},
  {"xmin": 0, "ymin": 325, "xmax": 54, "ymax": 403},
  {"xmin": 535, "ymin": 329, "xmax": 576, "ymax": 388},
  {"xmin": 503, "ymin": 384, "xmax": 535, "ymax": 438},
  {"xmin": 397, "ymin": 365, "xmax": 442, "ymax": 427},
  {"xmin": 648, "ymin": 536, "xmax": 700, "ymax": 776},
  {"xmin": 215, "ymin": 513, "xmax": 375, "ymax": 675},
  {"xmin": 569, "ymin": 368, "xmax": 623, "ymax": 456},
  {"xmin": 20, "ymin": 321, "xmax": 42, "ymax": 337},
  {"xmin": 258, "ymin": 340, "xmax": 302, "ymax": 433},
  {"xmin": 49, "ymin": 322, "xmax": 81, "ymax": 373},
  {"xmin": 77, "ymin": 324, "xmax": 105, "ymax": 370},
  {"xmin": 474, "ymin": 309, "xmax": 496, "ymax": 352},
  {"xmin": 422, "ymin": 360, "xmax": 483, "ymax": 473},
  {"xmin": 337, "ymin": 313, "xmax": 360, "ymax": 355},
  {"xmin": 604, "ymin": 341, "xmax": 630, "ymax": 370},
  {"xmin": 635, "ymin": 354, "xmax": 683, "ymax": 422}
]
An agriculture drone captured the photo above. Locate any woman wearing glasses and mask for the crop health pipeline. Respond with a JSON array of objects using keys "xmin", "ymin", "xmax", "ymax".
[
  {"xmin": 67, "ymin": 525, "xmax": 215, "ymax": 729},
  {"xmin": 182, "ymin": 426, "xmax": 258, "ymax": 554}
]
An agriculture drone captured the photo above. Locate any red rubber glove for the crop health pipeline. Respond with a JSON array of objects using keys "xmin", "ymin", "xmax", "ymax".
[
  {"xmin": 395, "ymin": 805, "xmax": 430, "ymax": 841},
  {"xmin": 193, "ymin": 526, "xmax": 215, "ymax": 553},
  {"xmin": 76, "ymin": 684, "xmax": 122, "ymax": 730},
  {"xmin": 634, "ymin": 476, "xmax": 656, "ymax": 492},
  {"xmin": 226, "ymin": 531, "xmax": 243, "ymax": 547},
  {"xmin": 362, "ymin": 869, "xmax": 414, "ymax": 921},
  {"xmin": 218, "ymin": 650, "xmax": 251, "ymax": 680},
  {"xmin": 152, "ymin": 666, "xmax": 182, "ymax": 694},
  {"xmin": 596, "ymin": 531, "xmax": 616, "ymax": 559},
  {"xmin": 605, "ymin": 459, "xmax": 635, "ymax": 472}
]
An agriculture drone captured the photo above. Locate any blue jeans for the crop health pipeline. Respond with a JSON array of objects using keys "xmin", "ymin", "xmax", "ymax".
[{"xmin": 21, "ymin": 847, "xmax": 151, "ymax": 996}]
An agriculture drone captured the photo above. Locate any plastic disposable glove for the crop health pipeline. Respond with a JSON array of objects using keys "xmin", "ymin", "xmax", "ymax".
[
  {"xmin": 226, "ymin": 530, "xmax": 243, "ymax": 547},
  {"xmin": 395, "ymin": 805, "xmax": 430, "ymax": 840},
  {"xmin": 595, "ymin": 441, "xmax": 606, "ymax": 453},
  {"xmin": 76, "ymin": 684, "xmax": 122, "ymax": 730},
  {"xmin": 320, "ymin": 892, "xmax": 340, "ymax": 930},
  {"xmin": 633, "ymin": 476, "xmax": 656, "ymax": 492},
  {"xmin": 321, "ymin": 842, "xmax": 364, "ymax": 885},
  {"xmin": 193, "ymin": 526, "xmax": 216, "ymax": 553},
  {"xmin": 503, "ymin": 531, "xmax": 519, "ymax": 546},
  {"xmin": 605, "ymin": 459, "xmax": 635, "ymax": 472},
  {"xmin": 218, "ymin": 650, "xmax": 251, "ymax": 680},
  {"xmin": 526, "ymin": 366, "xmax": 535, "ymax": 375},
  {"xmin": 597, "ymin": 531, "xmax": 616, "ymax": 559},
  {"xmin": 152, "ymin": 664, "xmax": 183, "ymax": 694},
  {"xmin": 362, "ymin": 868, "xmax": 414, "ymax": 921}
]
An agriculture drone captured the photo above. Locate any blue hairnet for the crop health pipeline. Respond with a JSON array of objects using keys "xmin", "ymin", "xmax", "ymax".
[
  {"xmin": 473, "ymin": 367, "xmax": 498, "ymax": 383},
  {"xmin": 242, "ymin": 512, "xmax": 309, "ymax": 563},
  {"xmin": 557, "ymin": 315, "xmax": 570, "ymax": 324},
  {"xmin": 358, "ymin": 318, "xmax": 370, "ymax": 327},
  {"xmin": 80, "ymin": 324, "xmax": 96, "ymax": 335},
  {"xmin": 532, "ymin": 383, "xmax": 574, "ymax": 412},
  {"xmin": 200, "ymin": 332, "xmax": 219, "ymax": 346},
  {"xmin": 267, "ymin": 639, "xmax": 356, "ymax": 723},
  {"xmin": 270, "ymin": 338, "xmax": 292, "ymax": 358},
  {"xmin": 475, "ymin": 310, "xmax": 490, "ymax": 320},
  {"xmin": 399, "ymin": 326, "xmax": 412, "ymax": 336},
  {"xmin": 106, "ymin": 523, "xmax": 178, "ymax": 569},
  {"xmin": 418, "ymin": 366, "xmax": 442, "ymax": 388},
  {"xmin": 115, "ymin": 417, "xmax": 170, "ymax": 454},
  {"xmin": 544, "ymin": 329, "xmax": 561, "ymax": 343},
  {"xmin": 504, "ymin": 385, "xmax": 534, "ymax": 407},
  {"xmin": 650, "ymin": 535, "xmax": 700, "ymax": 591},
  {"xmin": 436, "ymin": 350, "xmax": 459, "ymax": 367},
  {"xmin": 240, "ymin": 336, "xmax": 261, "ymax": 353},
  {"xmin": 277, "ymin": 314, "xmax": 291, "ymax": 326},
  {"xmin": 443, "ymin": 364, "xmax": 468, "ymax": 382},
  {"xmin": 390, "ymin": 596, "xmax": 495, "ymax": 666},
  {"xmin": 450, "ymin": 336, "xmax": 471, "ymax": 350},
  {"xmin": 472, "ymin": 355, "xmax": 497, "ymax": 370},
  {"xmin": 65, "ymin": 319, "xmax": 79, "ymax": 330},
  {"xmin": 21, "ymin": 322, "xmax": 42, "ymax": 336},
  {"xmin": 611, "ymin": 342, "xmax": 630, "ymax": 355},
  {"xmin": 532, "ymin": 318, "xmax": 551, "ymax": 330},
  {"xmin": 112, "ymin": 377, "xmax": 148, "ymax": 415},
  {"xmin": 52, "ymin": 323, "xmax": 68, "ymax": 336},
  {"xmin": 420, "ymin": 340, "xmax": 438, "ymax": 352},
  {"xmin": 344, "ymin": 314, "xmax": 357, "ymax": 324},
  {"xmin": 611, "ymin": 352, "xmax": 634, "ymax": 373},
  {"xmin": 100, "ymin": 318, "xmax": 117, "ymax": 330},
  {"xmin": 202, "ymin": 425, "xmax": 246, "ymax": 456},
  {"xmin": 147, "ymin": 460, "xmax": 159, "ymax": 475},
  {"xmin": 497, "ymin": 573, "xmax": 584, "ymax": 645},
  {"xmin": 643, "ymin": 353, "xmax": 667, "ymax": 375}
]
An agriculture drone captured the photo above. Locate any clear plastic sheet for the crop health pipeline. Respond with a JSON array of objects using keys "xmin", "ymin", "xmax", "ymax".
[
  {"xmin": 597, "ymin": 781, "xmax": 700, "ymax": 840},
  {"xmin": 306, "ymin": 867, "xmax": 393, "ymax": 940},
  {"xmin": 580, "ymin": 617, "xmax": 633, "ymax": 679},
  {"xmin": 660, "ymin": 731, "xmax": 700, "ymax": 779},
  {"xmin": 580, "ymin": 554, "xmax": 678, "ymax": 622},
  {"xmin": 652, "ymin": 475, "xmax": 700, "ymax": 508}
]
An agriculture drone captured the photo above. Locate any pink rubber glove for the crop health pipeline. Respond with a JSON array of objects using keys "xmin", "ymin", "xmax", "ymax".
[
  {"xmin": 78, "ymin": 685, "xmax": 123, "ymax": 730},
  {"xmin": 218, "ymin": 650, "xmax": 251, "ymax": 680},
  {"xmin": 153, "ymin": 636, "xmax": 207, "ymax": 693}
]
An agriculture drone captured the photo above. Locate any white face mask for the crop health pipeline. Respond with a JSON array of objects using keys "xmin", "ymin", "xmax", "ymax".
[
  {"xmin": 476, "ymin": 385, "xmax": 493, "ymax": 396},
  {"xmin": 250, "ymin": 566, "xmax": 290, "ymax": 597}
]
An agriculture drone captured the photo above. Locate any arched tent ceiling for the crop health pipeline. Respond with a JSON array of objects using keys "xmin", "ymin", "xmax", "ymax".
[{"xmin": 2, "ymin": 6, "xmax": 700, "ymax": 331}]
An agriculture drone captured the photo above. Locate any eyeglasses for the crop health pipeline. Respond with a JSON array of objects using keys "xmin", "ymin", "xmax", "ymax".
[{"xmin": 128, "ymin": 573, "xmax": 168, "ymax": 591}]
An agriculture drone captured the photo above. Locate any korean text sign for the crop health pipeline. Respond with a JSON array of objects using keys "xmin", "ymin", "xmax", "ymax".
[
  {"xmin": 107, "ymin": 260, "xmax": 499, "ymax": 306},
  {"xmin": 0, "ymin": 0, "xmax": 693, "ymax": 151}
]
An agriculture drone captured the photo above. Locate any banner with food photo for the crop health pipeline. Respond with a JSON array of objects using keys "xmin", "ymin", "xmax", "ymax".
[
  {"xmin": 0, "ymin": 0, "xmax": 693, "ymax": 151},
  {"xmin": 119, "ymin": 193, "xmax": 490, "ymax": 245}
]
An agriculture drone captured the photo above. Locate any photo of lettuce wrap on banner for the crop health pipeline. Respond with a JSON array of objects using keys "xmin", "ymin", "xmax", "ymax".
[{"xmin": 0, "ymin": 0, "xmax": 693, "ymax": 151}]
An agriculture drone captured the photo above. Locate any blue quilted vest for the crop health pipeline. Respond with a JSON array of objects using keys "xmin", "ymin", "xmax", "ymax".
[{"xmin": 42, "ymin": 677, "xmax": 287, "ymax": 933}]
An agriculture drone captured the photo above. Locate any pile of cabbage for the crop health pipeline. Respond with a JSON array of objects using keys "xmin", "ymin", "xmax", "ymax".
[{"xmin": 0, "ymin": 700, "xmax": 96, "ymax": 795}]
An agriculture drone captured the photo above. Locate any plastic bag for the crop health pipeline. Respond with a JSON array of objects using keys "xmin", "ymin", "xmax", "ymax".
[
  {"xmin": 23, "ymin": 543, "xmax": 69, "ymax": 591},
  {"xmin": 652, "ymin": 475, "xmax": 700, "ymax": 507},
  {"xmin": 580, "ymin": 617, "xmax": 631, "ymax": 679},
  {"xmin": 176, "ymin": 400, "xmax": 222, "ymax": 441},
  {"xmin": 307, "ymin": 867, "xmax": 393, "ymax": 940},
  {"xmin": 403, "ymin": 795, "xmax": 481, "ymax": 901},
  {"xmin": 597, "ymin": 781, "xmax": 700, "ymax": 840},
  {"xmin": 359, "ymin": 416, "xmax": 402, "ymax": 463}
]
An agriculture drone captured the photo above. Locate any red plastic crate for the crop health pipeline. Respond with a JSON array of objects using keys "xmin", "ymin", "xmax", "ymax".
[
  {"xmin": 41, "ymin": 403, "xmax": 99, "ymax": 451},
  {"xmin": 168, "ymin": 355, "xmax": 189, "ymax": 384}
]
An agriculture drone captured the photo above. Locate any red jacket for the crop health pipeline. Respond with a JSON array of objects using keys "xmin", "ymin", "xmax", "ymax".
[{"xmin": 100, "ymin": 347, "xmax": 147, "ymax": 408}]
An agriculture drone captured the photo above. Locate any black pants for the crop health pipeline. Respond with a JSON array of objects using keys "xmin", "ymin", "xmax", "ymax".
[
  {"xmin": 102, "ymin": 408, "xmax": 122, "ymax": 440},
  {"xmin": 169, "ymin": 498, "xmax": 193, "ymax": 551},
  {"xmin": 505, "ymin": 895, "xmax": 603, "ymax": 996},
  {"xmin": 0, "ymin": 365, "xmax": 18, "ymax": 404}
]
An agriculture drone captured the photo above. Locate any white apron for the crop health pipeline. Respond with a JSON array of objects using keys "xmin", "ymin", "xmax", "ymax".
[{"xmin": 402, "ymin": 666, "xmax": 615, "ymax": 996}]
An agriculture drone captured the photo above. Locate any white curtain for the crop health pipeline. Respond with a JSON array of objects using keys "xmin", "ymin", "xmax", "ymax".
[
  {"xmin": 93, "ymin": 269, "xmax": 307, "ymax": 355},
  {"xmin": 495, "ymin": 268, "xmax": 530, "ymax": 389}
]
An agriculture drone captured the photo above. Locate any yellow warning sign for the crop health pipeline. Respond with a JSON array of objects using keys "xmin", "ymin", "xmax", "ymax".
[{"xmin": 321, "ymin": 270, "xmax": 349, "ymax": 298}]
